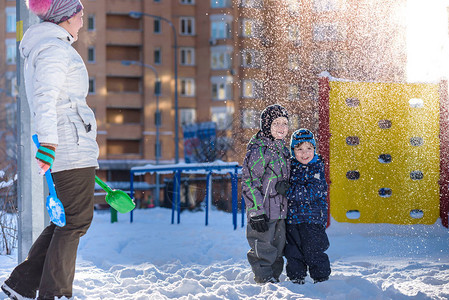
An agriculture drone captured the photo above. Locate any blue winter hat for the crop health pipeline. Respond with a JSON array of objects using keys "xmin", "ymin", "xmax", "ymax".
[{"xmin": 290, "ymin": 128, "xmax": 316, "ymax": 156}]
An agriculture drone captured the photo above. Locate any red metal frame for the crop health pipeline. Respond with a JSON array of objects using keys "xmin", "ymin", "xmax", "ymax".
[
  {"xmin": 318, "ymin": 76, "xmax": 331, "ymax": 227},
  {"xmin": 439, "ymin": 80, "xmax": 449, "ymax": 228}
]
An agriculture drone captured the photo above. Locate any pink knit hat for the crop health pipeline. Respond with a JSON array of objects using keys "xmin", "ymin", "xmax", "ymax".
[{"xmin": 26, "ymin": 0, "xmax": 83, "ymax": 24}]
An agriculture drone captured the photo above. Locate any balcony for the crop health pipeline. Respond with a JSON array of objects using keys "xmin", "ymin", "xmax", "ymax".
[
  {"xmin": 106, "ymin": 30, "xmax": 142, "ymax": 45},
  {"xmin": 107, "ymin": 93, "xmax": 142, "ymax": 108},
  {"xmin": 106, "ymin": 0, "xmax": 142, "ymax": 13},
  {"xmin": 106, "ymin": 123, "xmax": 142, "ymax": 140}
]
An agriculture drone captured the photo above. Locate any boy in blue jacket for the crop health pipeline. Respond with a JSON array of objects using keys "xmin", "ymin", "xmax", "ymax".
[{"xmin": 285, "ymin": 129, "xmax": 331, "ymax": 284}]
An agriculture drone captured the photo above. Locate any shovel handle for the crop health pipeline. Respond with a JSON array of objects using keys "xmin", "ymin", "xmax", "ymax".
[
  {"xmin": 95, "ymin": 176, "xmax": 113, "ymax": 193},
  {"xmin": 32, "ymin": 134, "xmax": 58, "ymax": 198}
]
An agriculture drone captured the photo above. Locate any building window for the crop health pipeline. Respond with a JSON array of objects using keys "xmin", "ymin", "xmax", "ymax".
[
  {"xmin": 154, "ymin": 0, "xmax": 161, "ymax": 2},
  {"xmin": 211, "ymin": 76, "xmax": 233, "ymax": 101},
  {"xmin": 210, "ymin": 15, "xmax": 233, "ymax": 39},
  {"xmin": 5, "ymin": 72, "xmax": 17, "ymax": 97},
  {"xmin": 288, "ymin": 84, "xmax": 301, "ymax": 100},
  {"xmin": 241, "ymin": 19, "xmax": 260, "ymax": 38},
  {"xmin": 240, "ymin": 0, "xmax": 263, "ymax": 8},
  {"xmin": 288, "ymin": 54, "xmax": 301, "ymax": 71},
  {"xmin": 242, "ymin": 80, "xmax": 262, "ymax": 98},
  {"xmin": 312, "ymin": 50, "xmax": 346, "ymax": 73},
  {"xmin": 180, "ymin": 47, "xmax": 195, "ymax": 66},
  {"xmin": 87, "ymin": 46, "xmax": 96, "ymax": 63},
  {"xmin": 180, "ymin": 17, "xmax": 195, "ymax": 35},
  {"xmin": 211, "ymin": 0, "xmax": 230, "ymax": 8},
  {"xmin": 313, "ymin": 23, "xmax": 345, "ymax": 41},
  {"xmin": 211, "ymin": 45, "xmax": 233, "ymax": 70},
  {"xmin": 289, "ymin": 114, "xmax": 300, "ymax": 129},
  {"xmin": 288, "ymin": 24, "xmax": 301, "ymax": 44},
  {"xmin": 87, "ymin": 15, "xmax": 95, "ymax": 31},
  {"xmin": 6, "ymin": 39, "xmax": 16, "ymax": 65},
  {"xmin": 180, "ymin": 78, "xmax": 195, "ymax": 97},
  {"xmin": 241, "ymin": 49, "xmax": 259, "ymax": 68},
  {"xmin": 6, "ymin": 7, "xmax": 16, "ymax": 33},
  {"xmin": 313, "ymin": 0, "xmax": 343, "ymax": 12},
  {"xmin": 180, "ymin": 108, "xmax": 196, "ymax": 125},
  {"xmin": 211, "ymin": 106, "xmax": 234, "ymax": 130},
  {"xmin": 154, "ymin": 19, "xmax": 161, "ymax": 33},
  {"xmin": 242, "ymin": 109, "xmax": 259, "ymax": 129},
  {"xmin": 181, "ymin": 0, "xmax": 194, "ymax": 4},
  {"xmin": 89, "ymin": 78, "xmax": 96, "ymax": 94},
  {"xmin": 154, "ymin": 48, "xmax": 161, "ymax": 65}
]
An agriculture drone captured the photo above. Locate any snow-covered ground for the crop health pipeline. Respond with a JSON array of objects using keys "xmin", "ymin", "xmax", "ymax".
[{"xmin": 1, "ymin": 207, "xmax": 449, "ymax": 300}]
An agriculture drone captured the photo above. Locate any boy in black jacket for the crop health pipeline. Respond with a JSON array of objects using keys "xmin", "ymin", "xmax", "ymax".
[{"xmin": 285, "ymin": 129, "xmax": 331, "ymax": 284}]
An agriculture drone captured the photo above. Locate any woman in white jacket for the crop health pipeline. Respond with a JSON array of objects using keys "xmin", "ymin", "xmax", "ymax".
[{"xmin": 1, "ymin": 0, "xmax": 99, "ymax": 299}]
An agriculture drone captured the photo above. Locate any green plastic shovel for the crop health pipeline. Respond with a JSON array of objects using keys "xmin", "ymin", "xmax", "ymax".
[{"xmin": 95, "ymin": 176, "xmax": 136, "ymax": 213}]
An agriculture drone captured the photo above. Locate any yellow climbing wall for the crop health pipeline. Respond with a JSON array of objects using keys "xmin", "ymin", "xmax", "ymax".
[{"xmin": 329, "ymin": 81, "xmax": 440, "ymax": 224}]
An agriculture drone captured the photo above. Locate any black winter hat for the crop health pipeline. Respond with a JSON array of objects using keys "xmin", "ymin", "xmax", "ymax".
[{"xmin": 259, "ymin": 104, "xmax": 289, "ymax": 139}]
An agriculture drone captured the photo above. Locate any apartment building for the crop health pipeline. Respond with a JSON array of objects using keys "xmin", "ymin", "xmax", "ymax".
[
  {"xmin": 1, "ymin": 0, "xmax": 407, "ymax": 189},
  {"xmin": 0, "ymin": 0, "xmax": 17, "ymax": 202}
]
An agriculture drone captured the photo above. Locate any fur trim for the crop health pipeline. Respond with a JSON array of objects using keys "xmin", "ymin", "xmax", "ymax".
[{"xmin": 26, "ymin": 0, "xmax": 53, "ymax": 15}]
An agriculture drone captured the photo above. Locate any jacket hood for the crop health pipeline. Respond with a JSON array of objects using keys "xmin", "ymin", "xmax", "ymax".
[
  {"xmin": 247, "ymin": 131, "xmax": 289, "ymax": 154},
  {"xmin": 20, "ymin": 22, "xmax": 74, "ymax": 59}
]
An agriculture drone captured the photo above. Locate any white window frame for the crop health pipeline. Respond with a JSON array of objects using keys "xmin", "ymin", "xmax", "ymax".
[
  {"xmin": 181, "ymin": 0, "xmax": 195, "ymax": 4},
  {"xmin": 313, "ymin": 23, "xmax": 345, "ymax": 41},
  {"xmin": 180, "ymin": 17, "xmax": 195, "ymax": 36},
  {"xmin": 288, "ymin": 84, "xmax": 301, "ymax": 100},
  {"xmin": 87, "ymin": 14, "xmax": 95, "ymax": 31},
  {"xmin": 89, "ymin": 78, "xmax": 96, "ymax": 95},
  {"xmin": 180, "ymin": 78, "xmax": 196, "ymax": 97},
  {"xmin": 211, "ymin": 106, "xmax": 234, "ymax": 130},
  {"xmin": 180, "ymin": 108, "xmax": 196, "ymax": 125},
  {"xmin": 210, "ymin": 15, "xmax": 233, "ymax": 39},
  {"xmin": 241, "ymin": 49, "xmax": 259, "ymax": 68},
  {"xmin": 154, "ymin": 47, "xmax": 162, "ymax": 65},
  {"xmin": 242, "ymin": 109, "xmax": 259, "ymax": 129},
  {"xmin": 241, "ymin": 19, "xmax": 258, "ymax": 38},
  {"xmin": 87, "ymin": 46, "xmax": 96, "ymax": 63},
  {"xmin": 240, "ymin": 0, "xmax": 263, "ymax": 8},
  {"xmin": 288, "ymin": 24, "xmax": 301, "ymax": 43},
  {"xmin": 6, "ymin": 39, "xmax": 16, "ymax": 65},
  {"xmin": 180, "ymin": 47, "xmax": 195, "ymax": 66},
  {"xmin": 211, "ymin": 0, "xmax": 231, "ymax": 8},
  {"xmin": 6, "ymin": 7, "xmax": 16, "ymax": 33},
  {"xmin": 313, "ymin": 0, "xmax": 344, "ymax": 12},
  {"xmin": 242, "ymin": 79, "xmax": 262, "ymax": 98},
  {"xmin": 288, "ymin": 54, "xmax": 301, "ymax": 71},
  {"xmin": 211, "ymin": 76, "xmax": 233, "ymax": 101},
  {"xmin": 211, "ymin": 45, "xmax": 233, "ymax": 70}
]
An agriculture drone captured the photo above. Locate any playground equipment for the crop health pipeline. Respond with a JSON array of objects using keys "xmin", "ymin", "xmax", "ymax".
[
  {"xmin": 130, "ymin": 162, "xmax": 243, "ymax": 229},
  {"xmin": 318, "ymin": 75, "xmax": 449, "ymax": 227}
]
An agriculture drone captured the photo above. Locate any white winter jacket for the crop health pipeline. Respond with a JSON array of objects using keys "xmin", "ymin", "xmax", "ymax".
[{"xmin": 20, "ymin": 22, "xmax": 99, "ymax": 173}]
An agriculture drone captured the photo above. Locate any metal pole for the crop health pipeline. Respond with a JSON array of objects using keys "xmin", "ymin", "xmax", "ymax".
[{"xmin": 16, "ymin": 4, "xmax": 46, "ymax": 262}]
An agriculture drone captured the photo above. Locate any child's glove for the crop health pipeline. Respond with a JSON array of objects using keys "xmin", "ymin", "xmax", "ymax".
[
  {"xmin": 250, "ymin": 214, "xmax": 269, "ymax": 232},
  {"xmin": 35, "ymin": 145, "xmax": 56, "ymax": 170},
  {"xmin": 275, "ymin": 180, "xmax": 290, "ymax": 196}
]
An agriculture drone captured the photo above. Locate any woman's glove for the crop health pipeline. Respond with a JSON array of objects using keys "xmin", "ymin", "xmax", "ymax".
[
  {"xmin": 250, "ymin": 214, "xmax": 269, "ymax": 232},
  {"xmin": 36, "ymin": 145, "xmax": 56, "ymax": 172}
]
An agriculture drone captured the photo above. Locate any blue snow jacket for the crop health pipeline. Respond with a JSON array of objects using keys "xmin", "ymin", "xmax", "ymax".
[{"xmin": 286, "ymin": 155, "xmax": 328, "ymax": 226}]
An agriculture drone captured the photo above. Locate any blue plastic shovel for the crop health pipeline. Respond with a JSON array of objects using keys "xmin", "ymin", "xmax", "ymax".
[{"xmin": 32, "ymin": 134, "xmax": 66, "ymax": 227}]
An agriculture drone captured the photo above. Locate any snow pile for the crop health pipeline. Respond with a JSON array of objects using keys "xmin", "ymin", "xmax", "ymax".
[{"xmin": 1, "ymin": 207, "xmax": 449, "ymax": 299}]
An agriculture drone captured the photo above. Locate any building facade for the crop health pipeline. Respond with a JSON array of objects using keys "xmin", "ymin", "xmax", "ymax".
[{"xmin": 1, "ymin": 0, "xmax": 408, "ymax": 183}]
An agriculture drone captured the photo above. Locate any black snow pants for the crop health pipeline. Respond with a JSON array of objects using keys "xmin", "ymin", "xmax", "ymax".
[
  {"xmin": 247, "ymin": 219, "xmax": 286, "ymax": 283},
  {"xmin": 4, "ymin": 167, "xmax": 96, "ymax": 300},
  {"xmin": 284, "ymin": 223, "xmax": 331, "ymax": 281}
]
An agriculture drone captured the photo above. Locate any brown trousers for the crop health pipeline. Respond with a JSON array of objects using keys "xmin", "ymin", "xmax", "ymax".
[{"xmin": 5, "ymin": 167, "xmax": 96, "ymax": 299}]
